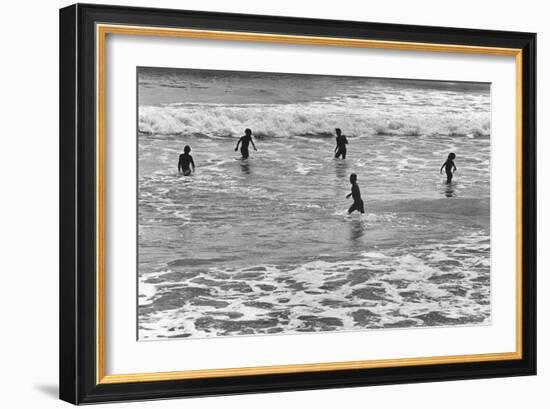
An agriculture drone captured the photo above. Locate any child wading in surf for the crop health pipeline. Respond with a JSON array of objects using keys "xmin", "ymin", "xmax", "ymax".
[
  {"xmin": 440, "ymin": 152, "xmax": 457, "ymax": 183},
  {"xmin": 178, "ymin": 145, "xmax": 195, "ymax": 176},
  {"xmin": 334, "ymin": 128, "xmax": 348, "ymax": 159},
  {"xmin": 235, "ymin": 128, "xmax": 257, "ymax": 159},
  {"xmin": 346, "ymin": 173, "xmax": 365, "ymax": 214}
]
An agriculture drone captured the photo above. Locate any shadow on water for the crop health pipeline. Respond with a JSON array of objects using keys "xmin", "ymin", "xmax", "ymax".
[
  {"xmin": 334, "ymin": 159, "xmax": 348, "ymax": 179},
  {"xmin": 239, "ymin": 159, "xmax": 251, "ymax": 174},
  {"xmin": 443, "ymin": 181, "xmax": 456, "ymax": 198},
  {"xmin": 349, "ymin": 218, "xmax": 366, "ymax": 243}
]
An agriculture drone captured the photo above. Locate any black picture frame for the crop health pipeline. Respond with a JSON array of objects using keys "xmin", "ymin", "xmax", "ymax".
[{"xmin": 60, "ymin": 3, "xmax": 536, "ymax": 404}]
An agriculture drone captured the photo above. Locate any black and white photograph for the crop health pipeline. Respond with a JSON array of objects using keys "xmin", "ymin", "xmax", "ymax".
[{"xmin": 137, "ymin": 67, "xmax": 491, "ymax": 340}]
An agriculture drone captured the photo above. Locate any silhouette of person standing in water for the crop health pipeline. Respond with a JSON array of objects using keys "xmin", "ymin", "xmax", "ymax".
[
  {"xmin": 178, "ymin": 145, "xmax": 195, "ymax": 176},
  {"xmin": 346, "ymin": 173, "xmax": 365, "ymax": 214},
  {"xmin": 334, "ymin": 128, "xmax": 348, "ymax": 159},
  {"xmin": 235, "ymin": 128, "xmax": 257, "ymax": 159},
  {"xmin": 440, "ymin": 152, "xmax": 457, "ymax": 184}
]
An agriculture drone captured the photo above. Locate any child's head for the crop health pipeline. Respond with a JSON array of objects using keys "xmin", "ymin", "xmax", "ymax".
[
  {"xmin": 350, "ymin": 173, "xmax": 357, "ymax": 184},
  {"xmin": 184, "ymin": 145, "xmax": 191, "ymax": 154},
  {"xmin": 245, "ymin": 128, "xmax": 252, "ymax": 136},
  {"xmin": 335, "ymin": 128, "xmax": 342, "ymax": 136},
  {"xmin": 448, "ymin": 152, "xmax": 456, "ymax": 160}
]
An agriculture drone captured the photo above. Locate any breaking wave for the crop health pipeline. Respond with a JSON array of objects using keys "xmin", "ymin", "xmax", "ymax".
[{"xmin": 138, "ymin": 102, "xmax": 491, "ymax": 139}]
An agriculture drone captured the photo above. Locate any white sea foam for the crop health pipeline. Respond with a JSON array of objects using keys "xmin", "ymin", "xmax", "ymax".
[
  {"xmin": 139, "ymin": 231, "xmax": 490, "ymax": 340},
  {"xmin": 138, "ymin": 101, "xmax": 490, "ymax": 139}
]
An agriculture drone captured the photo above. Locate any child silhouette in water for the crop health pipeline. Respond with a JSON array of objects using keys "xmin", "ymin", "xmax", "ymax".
[
  {"xmin": 235, "ymin": 128, "xmax": 257, "ymax": 159},
  {"xmin": 346, "ymin": 173, "xmax": 365, "ymax": 214},
  {"xmin": 178, "ymin": 145, "xmax": 195, "ymax": 176},
  {"xmin": 334, "ymin": 128, "xmax": 348, "ymax": 159},
  {"xmin": 440, "ymin": 152, "xmax": 457, "ymax": 183}
]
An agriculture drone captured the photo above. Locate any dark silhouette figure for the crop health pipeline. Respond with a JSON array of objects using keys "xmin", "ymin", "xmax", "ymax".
[
  {"xmin": 334, "ymin": 128, "xmax": 348, "ymax": 159},
  {"xmin": 235, "ymin": 128, "xmax": 257, "ymax": 159},
  {"xmin": 346, "ymin": 173, "xmax": 365, "ymax": 214},
  {"xmin": 178, "ymin": 145, "xmax": 195, "ymax": 176},
  {"xmin": 440, "ymin": 152, "xmax": 457, "ymax": 184}
]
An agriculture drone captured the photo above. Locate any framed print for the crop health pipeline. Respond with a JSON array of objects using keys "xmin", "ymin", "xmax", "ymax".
[{"xmin": 59, "ymin": 3, "xmax": 536, "ymax": 404}]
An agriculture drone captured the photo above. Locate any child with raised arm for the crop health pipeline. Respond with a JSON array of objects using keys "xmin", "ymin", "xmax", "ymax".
[
  {"xmin": 334, "ymin": 128, "xmax": 348, "ymax": 159},
  {"xmin": 235, "ymin": 128, "xmax": 257, "ymax": 159},
  {"xmin": 440, "ymin": 152, "xmax": 457, "ymax": 183},
  {"xmin": 346, "ymin": 173, "xmax": 365, "ymax": 214},
  {"xmin": 178, "ymin": 145, "xmax": 195, "ymax": 176}
]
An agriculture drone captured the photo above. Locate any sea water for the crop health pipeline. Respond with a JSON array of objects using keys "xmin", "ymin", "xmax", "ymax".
[{"xmin": 137, "ymin": 68, "xmax": 491, "ymax": 340}]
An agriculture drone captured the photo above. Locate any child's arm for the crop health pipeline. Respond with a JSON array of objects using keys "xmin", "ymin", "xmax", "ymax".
[
  {"xmin": 250, "ymin": 138, "xmax": 257, "ymax": 151},
  {"xmin": 191, "ymin": 156, "xmax": 195, "ymax": 172},
  {"xmin": 453, "ymin": 162, "xmax": 457, "ymax": 172},
  {"xmin": 178, "ymin": 155, "xmax": 183, "ymax": 173},
  {"xmin": 440, "ymin": 161, "xmax": 446, "ymax": 174},
  {"xmin": 234, "ymin": 138, "xmax": 241, "ymax": 151}
]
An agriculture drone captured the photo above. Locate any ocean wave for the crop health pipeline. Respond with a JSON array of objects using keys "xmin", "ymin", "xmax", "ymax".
[
  {"xmin": 138, "ymin": 230, "xmax": 490, "ymax": 340},
  {"xmin": 138, "ymin": 103, "xmax": 491, "ymax": 139}
]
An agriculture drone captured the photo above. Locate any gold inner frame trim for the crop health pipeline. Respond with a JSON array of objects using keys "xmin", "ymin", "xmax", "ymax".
[{"xmin": 96, "ymin": 23, "xmax": 523, "ymax": 385}]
